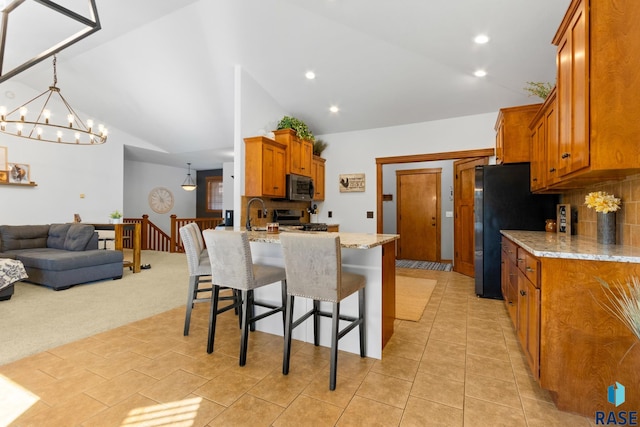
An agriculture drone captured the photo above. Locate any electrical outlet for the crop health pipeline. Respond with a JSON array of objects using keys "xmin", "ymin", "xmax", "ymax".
[
  {"xmin": 328, "ymin": 211, "xmax": 333, "ymax": 218},
  {"xmin": 367, "ymin": 211, "xmax": 374, "ymax": 219},
  {"xmin": 257, "ymin": 210, "xmax": 262, "ymax": 219}
]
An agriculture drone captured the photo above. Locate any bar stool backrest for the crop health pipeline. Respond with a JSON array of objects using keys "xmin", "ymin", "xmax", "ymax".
[
  {"xmin": 279, "ymin": 233, "xmax": 343, "ymax": 303},
  {"xmin": 179, "ymin": 223, "xmax": 209, "ymax": 276},
  {"xmin": 203, "ymin": 230, "xmax": 255, "ymax": 291}
]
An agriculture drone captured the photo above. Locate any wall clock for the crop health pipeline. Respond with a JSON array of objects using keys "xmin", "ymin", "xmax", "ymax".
[{"xmin": 148, "ymin": 187, "xmax": 174, "ymax": 214}]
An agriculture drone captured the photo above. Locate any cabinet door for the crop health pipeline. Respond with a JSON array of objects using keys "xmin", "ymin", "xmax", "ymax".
[
  {"xmin": 557, "ymin": 0, "xmax": 589, "ymax": 177},
  {"xmin": 289, "ymin": 137, "xmax": 302, "ymax": 175},
  {"xmin": 530, "ymin": 118, "xmax": 546, "ymax": 191},
  {"xmin": 495, "ymin": 121, "xmax": 505, "ymax": 164},
  {"xmin": 300, "ymin": 140, "xmax": 313, "ymax": 177},
  {"xmin": 311, "ymin": 157, "xmax": 325, "ymax": 200},
  {"xmin": 262, "ymin": 143, "xmax": 286, "ymax": 197},
  {"xmin": 527, "ymin": 281, "xmax": 541, "ymax": 380},
  {"xmin": 544, "ymin": 95, "xmax": 559, "ymax": 186}
]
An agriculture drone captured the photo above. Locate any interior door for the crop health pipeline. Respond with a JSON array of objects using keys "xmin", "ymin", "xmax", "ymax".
[
  {"xmin": 453, "ymin": 157, "xmax": 487, "ymax": 276},
  {"xmin": 396, "ymin": 168, "xmax": 441, "ymax": 262}
]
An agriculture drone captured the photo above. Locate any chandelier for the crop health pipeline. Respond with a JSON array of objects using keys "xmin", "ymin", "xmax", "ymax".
[
  {"xmin": 181, "ymin": 163, "xmax": 197, "ymax": 191},
  {"xmin": 0, "ymin": 56, "xmax": 107, "ymax": 145}
]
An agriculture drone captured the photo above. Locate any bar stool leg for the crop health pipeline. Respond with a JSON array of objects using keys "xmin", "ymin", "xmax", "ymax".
[
  {"xmin": 329, "ymin": 302, "xmax": 341, "ymax": 391},
  {"xmin": 282, "ymin": 295, "xmax": 295, "ymax": 375},
  {"xmin": 239, "ymin": 290, "xmax": 251, "ymax": 366},
  {"xmin": 184, "ymin": 276, "xmax": 198, "ymax": 336},
  {"xmin": 207, "ymin": 285, "xmax": 221, "ymax": 353},
  {"xmin": 359, "ymin": 287, "xmax": 366, "ymax": 357},
  {"xmin": 313, "ymin": 300, "xmax": 320, "ymax": 346}
]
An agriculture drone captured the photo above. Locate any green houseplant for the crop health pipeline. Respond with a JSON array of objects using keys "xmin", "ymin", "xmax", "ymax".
[
  {"xmin": 523, "ymin": 81, "xmax": 554, "ymax": 100},
  {"xmin": 313, "ymin": 139, "xmax": 328, "ymax": 157},
  {"xmin": 277, "ymin": 116, "xmax": 315, "ymax": 142},
  {"xmin": 109, "ymin": 210, "xmax": 123, "ymax": 224}
]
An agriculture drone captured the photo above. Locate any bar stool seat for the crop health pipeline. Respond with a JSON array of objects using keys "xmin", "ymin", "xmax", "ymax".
[
  {"xmin": 202, "ymin": 229, "xmax": 287, "ymax": 366},
  {"xmin": 279, "ymin": 232, "xmax": 366, "ymax": 390}
]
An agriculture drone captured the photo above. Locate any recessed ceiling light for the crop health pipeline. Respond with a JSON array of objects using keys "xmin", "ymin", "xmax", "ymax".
[
  {"xmin": 474, "ymin": 69, "xmax": 487, "ymax": 77},
  {"xmin": 305, "ymin": 71, "xmax": 316, "ymax": 80},
  {"xmin": 329, "ymin": 105, "xmax": 339, "ymax": 113},
  {"xmin": 474, "ymin": 34, "xmax": 490, "ymax": 44}
]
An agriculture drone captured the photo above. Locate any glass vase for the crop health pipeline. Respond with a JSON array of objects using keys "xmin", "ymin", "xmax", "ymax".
[{"xmin": 597, "ymin": 212, "xmax": 616, "ymax": 244}]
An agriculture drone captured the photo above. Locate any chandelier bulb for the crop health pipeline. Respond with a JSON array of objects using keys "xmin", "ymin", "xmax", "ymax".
[{"xmin": 19, "ymin": 107, "xmax": 27, "ymax": 121}]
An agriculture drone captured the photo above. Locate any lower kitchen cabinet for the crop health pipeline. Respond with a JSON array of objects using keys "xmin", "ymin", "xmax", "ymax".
[{"xmin": 501, "ymin": 231, "xmax": 640, "ymax": 416}]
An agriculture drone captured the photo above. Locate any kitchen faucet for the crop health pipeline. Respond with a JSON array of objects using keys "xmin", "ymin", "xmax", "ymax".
[{"xmin": 246, "ymin": 197, "xmax": 267, "ymax": 231}]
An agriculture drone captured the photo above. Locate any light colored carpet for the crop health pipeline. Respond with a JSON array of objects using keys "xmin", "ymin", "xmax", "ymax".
[
  {"xmin": 0, "ymin": 250, "xmax": 190, "ymax": 365},
  {"xmin": 395, "ymin": 276, "xmax": 437, "ymax": 321}
]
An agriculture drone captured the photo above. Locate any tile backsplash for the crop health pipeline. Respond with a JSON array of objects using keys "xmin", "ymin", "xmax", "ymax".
[{"xmin": 562, "ymin": 173, "xmax": 640, "ymax": 247}]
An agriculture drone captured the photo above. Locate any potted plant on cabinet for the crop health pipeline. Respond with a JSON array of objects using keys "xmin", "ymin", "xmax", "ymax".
[{"xmin": 274, "ymin": 116, "xmax": 315, "ymax": 142}]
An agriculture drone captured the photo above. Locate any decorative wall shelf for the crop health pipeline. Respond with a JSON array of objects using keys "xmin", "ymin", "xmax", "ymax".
[{"xmin": 0, "ymin": 181, "xmax": 37, "ymax": 187}]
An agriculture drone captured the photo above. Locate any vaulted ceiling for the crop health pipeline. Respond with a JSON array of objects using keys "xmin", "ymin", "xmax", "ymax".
[{"xmin": 3, "ymin": 0, "xmax": 571, "ymax": 170}]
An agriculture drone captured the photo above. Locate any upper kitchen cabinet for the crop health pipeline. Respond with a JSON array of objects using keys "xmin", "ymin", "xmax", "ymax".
[
  {"xmin": 244, "ymin": 136, "xmax": 286, "ymax": 198},
  {"xmin": 529, "ymin": 87, "xmax": 560, "ymax": 192},
  {"xmin": 311, "ymin": 156, "xmax": 326, "ymax": 201},
  {"xmin": 551, "ymin": 0, "xmax": 640, "ymax": 187},
  {"xmin": 495, "ymin": 104, "xmax": 542, "ymax": 164},
  {"xmin": 273, "ymin": 129, "xmax": 313, "ymax": 177}
]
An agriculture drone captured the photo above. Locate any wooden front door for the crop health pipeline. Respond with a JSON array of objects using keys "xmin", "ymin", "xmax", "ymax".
[
  {"xmin": 453, "ymin": 157, "xmax": 487, "ymax": 277},
  {"xmin": 396, "ymin": 168, "xmax": 441, "ymax": 262}
]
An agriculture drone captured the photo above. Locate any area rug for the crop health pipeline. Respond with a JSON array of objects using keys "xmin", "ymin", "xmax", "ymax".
[
  {"xmin": 395, "ymin": 276, "xmax": 437, "ymax": 321},
  {"xmin": 396, "ymin": 259, "xmax": 453, "ymax": 271}
]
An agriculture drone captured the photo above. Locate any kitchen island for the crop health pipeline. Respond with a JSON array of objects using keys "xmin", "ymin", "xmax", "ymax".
[
  {"xmin": 501, "ymin": 230, "xmax": 640, "ymax": 416},
  {"xmin": 242, "ymin": 229, "xmax": 399, "ymax": 360}
]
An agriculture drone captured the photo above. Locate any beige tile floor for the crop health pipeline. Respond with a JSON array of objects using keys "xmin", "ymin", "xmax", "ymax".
[{"xmin": 0, "ymin": 269, "xmax": 595, "ymax": 426}]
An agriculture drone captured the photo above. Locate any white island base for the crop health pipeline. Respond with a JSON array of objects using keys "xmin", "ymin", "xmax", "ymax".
[{"xmin": 245, "ymin": 231, "xmax": 399, "ymax": 360}]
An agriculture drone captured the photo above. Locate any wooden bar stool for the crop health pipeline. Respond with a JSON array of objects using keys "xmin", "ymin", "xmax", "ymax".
[
  {"xmin": 202, "ymin": 229, "xmax": 287, "ymax": 366},
  {"xmin": 279, "ymin": 233, "xmax": 366, "ymax": 390}
]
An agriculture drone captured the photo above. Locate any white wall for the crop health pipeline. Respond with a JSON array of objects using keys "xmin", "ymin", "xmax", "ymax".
[
  {"xmin": 382, "ymin": 160, "xmax": 455, "ymax": 260},
  {"xmin": 123, "ymin": 160, "xmax": 196, "ymax": 232},
  {"xmin": 313, "ymin": 112, "xmax": 497, "ymax": 233}
]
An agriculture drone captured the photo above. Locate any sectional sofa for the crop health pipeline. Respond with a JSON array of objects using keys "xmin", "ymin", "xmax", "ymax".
[{"xmin": 0, "ymin": 223, "xmax": 124, "ymax": 291}]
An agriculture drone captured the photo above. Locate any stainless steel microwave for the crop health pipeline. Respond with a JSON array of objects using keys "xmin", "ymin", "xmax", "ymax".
[{"xmin": 286, "ymin": 173, "xmax": 314, "ymax": 201}]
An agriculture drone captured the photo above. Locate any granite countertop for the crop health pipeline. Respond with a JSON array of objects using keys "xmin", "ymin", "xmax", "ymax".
[
  {"xmin": 500, "ymin": 230, "xmax": 640, "ymax": 263},
  {"xmin": 246, "ymin": 229, "xmax": 399, "ymax": 249}
]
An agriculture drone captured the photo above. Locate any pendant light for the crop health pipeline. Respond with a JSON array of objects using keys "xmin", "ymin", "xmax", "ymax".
[{"xmin": 181, "ymin": 162, "xmax": 196, "ymax": 191}]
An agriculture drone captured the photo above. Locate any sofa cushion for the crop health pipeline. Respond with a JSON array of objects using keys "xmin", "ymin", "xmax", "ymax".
[
  {"xmin": 0, "ymin": 225, "xmax": 50, "ymax": 252},
  {"xmin": 16, "ymin": 249, "xmax": 123, "ymax": 271},
  {"xmin": 63, "ymin": 224, "xmax": 95, "ymax": 251},
  {"xmin": 47, "ymin": 223, "xmax": 71, "ymax": 249}
]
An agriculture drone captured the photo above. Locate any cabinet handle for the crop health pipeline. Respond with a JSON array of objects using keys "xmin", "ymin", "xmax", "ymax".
[
  {"xmin": 549, "ymin": 167, "xmax": 556, "ymax": 173},
  {"xmin": 273, "ymin": 187, "xmax": 279, "ymax": 190},
  {"xmin": 532, "ymin": 178, "xmax": 538, "ymax": 182},
  {"xmin": 526, "ymin": 267, "xmax": 535, "ymax": 273},
  {"xmin": 561, "ymin": 152, "xmax": 570, "ymax": 159},
  {"xmin": 517, "ymin": 257, "xmax": 524, "ymax": 262},
  {"xmin": 520, "ymin": 290, "xmax": 527, "ymax": 296}
]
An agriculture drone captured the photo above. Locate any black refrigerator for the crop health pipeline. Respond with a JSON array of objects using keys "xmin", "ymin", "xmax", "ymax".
[{"xmin": 474, "ymin": 163, "xmax": 558, "ymax": 299}]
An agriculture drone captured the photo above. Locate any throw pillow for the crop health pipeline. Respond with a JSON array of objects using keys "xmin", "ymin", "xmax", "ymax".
[
  {"xmin": 47, "ymin": 224, "xmax": 71, "ymax": 249},
  {"xmin": 63, "ymin": 224, "xmax": 95, "ymax": 251}
]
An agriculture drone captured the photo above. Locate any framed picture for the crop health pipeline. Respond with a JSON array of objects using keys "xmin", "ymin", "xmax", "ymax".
[
  {"xmin": 339, "ymin": 173, "xmax": 365, "ymax": 193},
  {"xmin": 8, "ymin": 163, "xmax": 30, "ymax": 184},
  {"xmin": 0, "ymin": 146, "xmax": 6, "ymax": 171},
  {"xmin": 557, "ymin": 204, "xmax": 571, "ymax": 234},
  {"xmin": 0, "ymin": 170, "xmax": 7, "ymax": 183}
]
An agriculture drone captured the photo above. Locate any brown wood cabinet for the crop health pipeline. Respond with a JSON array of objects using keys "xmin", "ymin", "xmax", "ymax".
[
  {"xmin": 501, "ymin": 237, "xmax": 518, "ymax": 326},
  {"xmin": 516, "ymin": 246, "xmax": 540, "ymax": 380},
  {"xmin": 501, "ymin": 233, "xmax": 640, "ymax": 416},
  {"xmin": 244, "ymin": 136, "xmax": 286, "ymax": 198},
  {"xmin": 550, "ymin": 0, "xmax": 640, "ymax": 187},
  {"xmin": 529, "ymin": 88, "xmax": 559, "ymax": 192},
  {"xmin": 273, "ymin": 129, "xmax": 313, "ymax": 177},
  {"xmin": 495, "ymin": 103, "xmax": 542, "ymax": 164},
  {"xmin": 311, "ymin": 156, "xmax": 326, "ymax": 201}
]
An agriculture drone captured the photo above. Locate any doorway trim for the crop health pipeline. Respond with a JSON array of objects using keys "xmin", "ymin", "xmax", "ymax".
[{"xmin": 375, "ymin": 148, "xmax": 494, "ymax": 233}]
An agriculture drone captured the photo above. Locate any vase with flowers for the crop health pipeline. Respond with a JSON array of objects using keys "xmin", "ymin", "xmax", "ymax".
[
  {"xmin": 584, "ymin": 191, "xmax": 621, "ymax": 244},
  {"xmin": 109, "ymin": 210, "xmax": 123, "ymax": 224}
]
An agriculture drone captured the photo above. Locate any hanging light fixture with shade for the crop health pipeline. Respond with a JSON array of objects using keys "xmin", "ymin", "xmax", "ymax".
[
  {"xmin": 182, "ymin": 162, "xmax": 197, "ymax": 191},
  {"xmin": 0, "ymin": 55, "xmax": 107, "ymax": 144}
]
